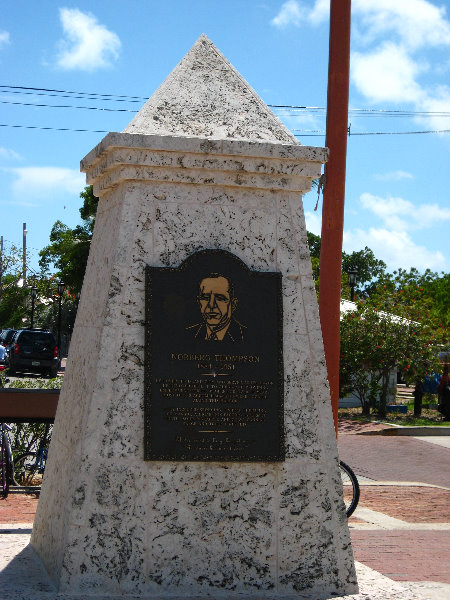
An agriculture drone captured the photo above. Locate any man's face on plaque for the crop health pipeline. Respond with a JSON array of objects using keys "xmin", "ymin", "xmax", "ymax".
[{"xmin": 198, "ymin": 276, "xmax": 235, "ymax": 330}]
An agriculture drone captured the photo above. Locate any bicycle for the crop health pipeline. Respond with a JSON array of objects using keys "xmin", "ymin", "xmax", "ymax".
[
  {"xmin": 14, "ymin": 444, "xmax": 48, "ymax": 487},
  {"xmin": 1, "ymin": 423, "xmax": 14, "ymax": 498},
  {"xmin": 339, "ymin": 460, "xmax": 360, "ymax": 518}
]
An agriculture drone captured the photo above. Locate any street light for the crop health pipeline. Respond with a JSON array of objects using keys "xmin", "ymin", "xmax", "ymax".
[
  {"xmin": 30, "ymin": 286, "xmax": 37, "ymax": 328},
  {"xmin": 348, "ymin": 267, "xmax": 358, "ymax": 302},
  {"xmin": 57, "ymin": 281, "xmax": 65, "ymax": 367},
  {"xmin": 22, "ymin": 223, "xmax": 27, "ymax": 286}
]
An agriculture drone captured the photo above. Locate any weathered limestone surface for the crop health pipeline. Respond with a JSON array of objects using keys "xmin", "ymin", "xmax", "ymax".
[
  {"xmin": 123, "ymin": 34, "xmax": 298, "ymax": 144},
  {"xmin": 31, "ymin": 35, "xmax": 357, "ymax": 598}
]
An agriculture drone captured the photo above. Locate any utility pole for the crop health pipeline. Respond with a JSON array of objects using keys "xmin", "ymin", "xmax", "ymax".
[
  {"xmin": 0, "ymin": 235, "xmax": 3, "ymax": 302},
  {"xmin": 319, "ymin": 0, "xmax": 351, "ymax": 434},
  {"xmin": 22, "ymin": 222, "xmax": 27, "ymax": 286}
]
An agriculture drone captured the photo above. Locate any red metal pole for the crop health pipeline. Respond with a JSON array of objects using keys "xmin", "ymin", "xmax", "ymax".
[{"xmin": 319, "ymin": 0, "xmax": 351, "ymax": 435}]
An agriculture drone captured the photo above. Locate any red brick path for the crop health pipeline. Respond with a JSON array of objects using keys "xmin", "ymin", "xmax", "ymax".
[
  {"xmin": 338, "ymin": 434, "xmax": 450, "ymax": 488},
  {"xmin": 350, "ymin": 530, "xmax": 450, "ymax": 583},
  {"xmin": 0, "ymin": 494, "xmax": 39, "ymax": 524},
  {"xmin": 355, "ymin": 485, "xmax": 450, "ymax": 522}
]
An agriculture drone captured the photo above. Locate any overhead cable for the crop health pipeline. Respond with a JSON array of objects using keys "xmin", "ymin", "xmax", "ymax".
[
  {"xmin": 1, "ymin": 123, "xmax": 449, "ymax": 136},
  {"xmin": 1, "ymin": 84, "xmax": 449, "ymax": 117}
]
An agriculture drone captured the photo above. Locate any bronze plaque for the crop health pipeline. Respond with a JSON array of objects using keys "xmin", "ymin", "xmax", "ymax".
[{"xmin": 144, "ymin": 249, "xmax": 284, "ymax": 461}]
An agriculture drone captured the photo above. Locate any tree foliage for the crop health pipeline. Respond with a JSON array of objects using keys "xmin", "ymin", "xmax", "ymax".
[
  {"xmin": 340, "ymin": 287, "xmax": 444, "ymax": 417},
  {"xmin": 306, "ymin": 232, "xmax": 387, "ymax": 298},
  {"xmin": 341, "ymin": 247, "xmax": 386, "ymax": 297},
  {"xmin": 0, "ymin": 242, "xmax": 28, "ymax": 328},
  {"xmin": 39, "ymin": 186, "xmax": 98, "ymax": 294}
]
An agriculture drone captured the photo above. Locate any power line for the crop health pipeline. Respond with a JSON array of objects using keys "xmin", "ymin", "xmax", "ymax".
[
  {"xmin": 0, "ymin": 85, "xmax": 147, "ymax": 101},
  {"xmin": 273, "ymin": 104, "xmax": 450, "ymax": 117},
  {"xmin": 294, "ymin": 130, "xmax": 450, "ymax": 137},
  {"xmin": 0, "ymin": 123, "xmax": 108, "ymax": 133},
  {"xmin": 1, "ymin": 84, "xmax": 449, "ymax": 117},
  {"xmin": 1, "ymin": 123, "xmax": 449, "ymax": 136},
  {"xmin": 4, "ymin": 97, "xmax": 447, "ymax": 120},
  {"xmin": 0, "ymin": 99, "xmax": 138, "ymax": 113},
  {"xmin": 0, "ymin": 88, "xmax": 143, "ymax": 103}
]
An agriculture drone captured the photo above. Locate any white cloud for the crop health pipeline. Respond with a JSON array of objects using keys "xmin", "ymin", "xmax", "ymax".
[
  {"xmin": 274, "ymin": 1, "xmax": 450, "ymax": 129},
  {"xmin": 344, "ymin": 227, "xmax": 447, "ymax": 271},
  {"xmin": 418, "ymin": 86, "xmax": 450, "ymax": 131},
  {"xmin": 308, "ymin": 0, "xmax": 329, "ymax": 25},
  {"xmin": 352, "ymin": 42, "xmax": 425, "ymax": 104},
  {"xmin": 271, "ymin": 0, "xmax": 303, "ymax": 28},
  {"xmin": 354, "ymin": 0, "xmax": 450, "ymax": 50},
  {"xmin": 347, "ymin": 1, "xmax": 450, "ymax": 128},
  {"xmin": 9, "ymin": 167, "xmax": 85, "ymax": 198},
  {"xmin": 375, "ymin": 170, "xmax": 414, "ymax": 181},
  {"xmin": 272, "ymin": 0, "xmax": 450, "ymax": 47},
  {"xmin": 304, "ymin": 210, "xmax": 322, "ymax": 235},
  {"xmin": 271, "ymin": 0, "xmax": 330, "ymax": 28},
  {"xmin": 0, "ymin": 147, "xmax": 21, "ymax": 161},
  {"xmin": 360, "ymin": 192, "xmax": 450, "ymax": 231},
  {"xmin": 0, "ymin": 30, "xmax": 10, "ymax": 48},
  {"xmin": 56, "ymin": 8, "xmax": 121, "ymax": 71}
]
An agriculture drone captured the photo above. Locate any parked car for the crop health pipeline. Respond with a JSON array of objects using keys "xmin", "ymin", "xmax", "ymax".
[
  {"xmin": 8, "ymin": 329, "xmax": 58, "ymax": 378},
  {"xmin": 0, "ymin": 328, "xmax": 17, "ymax": 348}
]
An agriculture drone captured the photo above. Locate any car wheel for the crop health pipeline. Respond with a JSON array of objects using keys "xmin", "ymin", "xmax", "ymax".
[{"xmin": 48, "ymin": 367, "xmax": 58, "ymax": 378}]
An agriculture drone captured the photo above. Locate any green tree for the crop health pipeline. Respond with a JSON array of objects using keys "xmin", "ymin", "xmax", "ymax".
[
  {"xmin": 306, "ymin": 233, "xmax": 386, "ymax": 299},
  {"xmin": 342, "ymin": 247, "xmax": 386, "ymax": 298},
  {"xmin": 306, "ymin": 231, "xmax": 321, "ymax": 286},
  {"xmin": 0, "ymin": 242, "xmax": 28, "ymax": 328},
  {"xmin": 39, "ymin": 186, "xmax": 98, "ymax": 294},
  {"xmin": 340, "ymin": 291, "xmax": 442, "ymax": 418}
]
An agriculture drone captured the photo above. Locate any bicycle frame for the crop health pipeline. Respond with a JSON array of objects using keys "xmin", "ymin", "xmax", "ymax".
[{"xmin": 1, "ymin": 423, "xmax": 13, "ymax": 498}]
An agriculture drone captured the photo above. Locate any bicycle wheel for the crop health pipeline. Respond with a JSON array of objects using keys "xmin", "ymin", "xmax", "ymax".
[
  {"xmin": 14, "ymin": 452, "xmax": 40, "ymax": 486},
  {"xmin": 339, "ymin": 460, "xmax": 360, "ymax": 518},
  {"xmin": 1, "ymin": 432, "xmax": 11, "ymax": 498}
]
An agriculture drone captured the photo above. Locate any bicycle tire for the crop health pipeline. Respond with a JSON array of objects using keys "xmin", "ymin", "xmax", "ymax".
[
  {"xmin": 339, "ymin": 460, "xmax": 360, "ymax": 518},
  {"xmin": 14, "ymin": 452, "xmax": 40, "ymax": 487},
  {"xmin": 1, "ymin": 432, "xmax": 11, "ymax": 498}
]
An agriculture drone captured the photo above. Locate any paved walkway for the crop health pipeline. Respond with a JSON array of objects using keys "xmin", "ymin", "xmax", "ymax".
[
  {"xmin": 338, "ymin": 428, "xmax": 450, "ymax": 599},
  {"xmin": 1, "ymin": 425, "xmax": 449, "ymax": 599},
  {"xmin": 338, "ymin": 434, "xmax": 450, "ymax": 488}
]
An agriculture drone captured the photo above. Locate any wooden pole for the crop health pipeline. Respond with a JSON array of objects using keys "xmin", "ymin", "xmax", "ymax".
[{"xmin": 319, "ymin": 0, "xmax": 351, "ymax": 434}]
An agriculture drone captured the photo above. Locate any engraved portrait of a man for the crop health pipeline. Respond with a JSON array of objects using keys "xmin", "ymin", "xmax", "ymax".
[{"xmin": 186, "ymin": 273, "xmax": 246, "ymax": 341}]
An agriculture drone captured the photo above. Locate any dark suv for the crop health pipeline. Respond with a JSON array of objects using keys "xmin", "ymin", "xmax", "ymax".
[{"xmin": 8, "ymin": 329, "xmax": 58, "ymax": 378}]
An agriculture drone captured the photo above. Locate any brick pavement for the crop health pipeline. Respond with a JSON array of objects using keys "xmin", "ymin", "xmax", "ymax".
[
  {"xmin": 352, "ymin": 485, "xmax": 450, "ymax": 522},
  {"xmin": 338, "ymin": 432, "xmax": 450, "ymax": 591},
  {"xmin": 338, "ymin": 434, "xmax": 450, "ymax": 488},
  {"xmin": 350, "ymin": 530, "xmax": 450, "ymax": 584},
  {"xmin": 0, "ymin": 494, "xmax": 39, "ymax": 524}
]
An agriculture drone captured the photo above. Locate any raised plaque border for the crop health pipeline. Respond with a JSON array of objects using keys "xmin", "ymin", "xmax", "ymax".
[{"xmin": 144, "ymin": 249, "xmax": 284, "ymax": 462}]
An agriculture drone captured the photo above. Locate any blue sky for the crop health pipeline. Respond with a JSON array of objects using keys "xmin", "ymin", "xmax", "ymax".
[{"xmin": 1, "ymin": 0, "xmax": 449, "ymax": 276}]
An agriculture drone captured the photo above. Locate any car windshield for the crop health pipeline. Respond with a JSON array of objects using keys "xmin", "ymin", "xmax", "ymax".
[{"xmin": 19, "ymin": 332, "xmax": 54, "ymax": 345}]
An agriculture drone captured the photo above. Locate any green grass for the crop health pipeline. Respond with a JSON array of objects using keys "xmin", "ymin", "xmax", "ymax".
[{"xmin": 338, "ymin": 406, "xmax": 449, "ymax": 427}]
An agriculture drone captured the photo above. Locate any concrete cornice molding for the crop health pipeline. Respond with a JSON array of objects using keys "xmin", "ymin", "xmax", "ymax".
[
  {"xmin": 81, "ymin": 132, "xmax": 329, "ymax": 168},
  {"xmin": 81, "ymin": 133, "xmax": 328, "ymax": 196}
]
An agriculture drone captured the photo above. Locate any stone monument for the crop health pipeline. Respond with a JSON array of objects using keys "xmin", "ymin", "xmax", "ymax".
[{"xmin": 31, "ymin": 34, "xmax": 357, "ymax": 598}]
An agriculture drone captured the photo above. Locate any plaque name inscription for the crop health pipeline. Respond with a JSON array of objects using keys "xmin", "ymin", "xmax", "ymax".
[{"xmin": 144, "ymin": 249, "xmax": 284, "ymax": 461}]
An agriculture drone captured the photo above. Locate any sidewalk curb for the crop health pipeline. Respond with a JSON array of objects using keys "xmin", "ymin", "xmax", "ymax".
[{"xmin": 358, "ymin": 426, "xmax": 450, "ymax": 436}]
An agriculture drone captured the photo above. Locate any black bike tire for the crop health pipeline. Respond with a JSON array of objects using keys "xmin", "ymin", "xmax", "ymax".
[
  {"xmin": 1, "ymin": 432, "xmax": 10, "ymax": 498},
  {"xmin": 339, "ymin": 460, "xmax": 360, "ymax": 518},
  {"xmin": 14, "ymin": 452, "xmax": 38, "ymax": 486}
]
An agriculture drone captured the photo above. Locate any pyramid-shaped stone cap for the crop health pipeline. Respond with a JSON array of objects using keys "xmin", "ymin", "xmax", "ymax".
[{"xmin": 123, "ymin": 34, "xmax": 300, "ymax": 145}]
